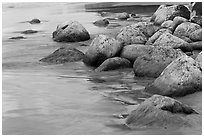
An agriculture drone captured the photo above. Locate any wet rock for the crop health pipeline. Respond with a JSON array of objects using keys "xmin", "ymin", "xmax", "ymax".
[
  {"xmin": 52, "ymin": 21, "xmax": 90, "ymax": 42},
  {"xmin": 116, "ymin": 26, "xmax": 147, "ymax": 45},
  {"xmin": 95, "ymin": 57, "xmax": 132, "ymax": 72},
  {"xmin": 161, "ymin": 20, "xmax": 173, "ymax": 28},
  {"xmin": 115, "ymin": 12, "xmax": 130, "ymax": 20},
  {"xmin": 9, "ymin": 36, "xmax": 26, "ymax": 40},
  {"xmin": 120, "ymin": 44, "xmax": 154, "ymax": 63},
  {"xmin": 189, "ymin": 29, "xmax": 202, "ymax": 42},
  {"xmin": 83, "ymin": 35, "xmax": 123, "ymax": 67},
  {"xmin": 145, "ymin": 55, "xmax": 202, "ymax": 97},
  {"xmin": 29, "ymin": 18, "xmax": 41, "ymax": 24},
  {"xmin": 195, "ymin": 51, "xmax": 202, "ymax": 68},
  {"xmin": 21, "ymin": 29, "xmax": 38, "ymax": 34},
  {"xmin": 169, "ymin": 16, "xmax": 188, "ymax": 32},
  {"xmin": 188, "ymin": 41, "xmax": 202, "ymax": 50},
  {"xmin": 174, "ymin": 22, "xmax": 201, "ymax": 39},
  {"xmin": 153, "ymin": 33, "xmax": 192, "ymax": 52},
  {"xmin": 93, "ymin": 19, "xmax": 109, "ymax": 27},
  {"xmin": 190, "ymin": 16, "xmax": 202, "ymax": 26},
  {"xmin": 39, "ymin": 47, "xmax": 84, "ymax": 64},
  {"xmin": 126, "ymin": 94, "xmax": 197, "ymax": 129},
  {"xmin": 151, "ymin": 5, "xmax": 190, "ymax": 25},
  {"xmin": 133, "ymin": 46, "xmax": 185, "ymax": 78},
  {"xmin": 146, "ymin": 28, "xmax": 172, "ymax": 45}
]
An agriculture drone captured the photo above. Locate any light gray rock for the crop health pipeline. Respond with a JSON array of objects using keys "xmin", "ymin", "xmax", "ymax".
[
  {"xmin": 133, "ymin": 46, "xmax": 185, "ymax": 78},
  {"xmin": 95, "ymin": 57, "xmax": 132, "ymax": 72},
  {"xmin": 52, "ymin": 21, "xmax": 90, "ymax": 42},
  {"xmin": 195, "ymin": 51, "xmax": 202, "ymax": 68},
  {"xmin": 120, "ymin": 44, "xmax": 154, "ymax": 63},
  {"xmin": 169, "ymin": 16, "xmax": 188, "ymax": 32},
  {"xmin": 188, "ymin": 41, "xmax": 202, "ymax": 50},
  {"xmin": 83, "ymin": 35, "xmax": 123, "ymax": 66},
  {"xmin": 126, "ymin": 94, "xmax": 197, "ymax": 129},
  {"xmin": 190, "ymin": 29, "xmax": 202, "ymax": 42},
  {"xmin": 145, "ymin": 55, "xmax": 202, "ymax": 97},
  {"xmin": 161, "ymin": 20, "xmax": 173, "ymax": 28}
]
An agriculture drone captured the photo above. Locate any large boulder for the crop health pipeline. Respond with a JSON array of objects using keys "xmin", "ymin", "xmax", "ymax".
[
  {"xmin": 173, "ymin": 22, "xmax": 201, "ymax": 39},
  {"xmin": 146, "ymin": 28, "xmax": 172, "ymax": 45},
  {"xmin": 133, "ymin": 46, "xmax": 185, "ymax": 78},
  {"xmin": 151, "ymin": 5, "xmax": 190, "ymax": 25},
  {"xmin": 39, "ymin": 47, "xmax": 84, "ymax": 64},
  {"xmin": 189, "ymin": 29, "xmax": 202, "ymax": 42},
  {"xmin": 126, "ymin": 94, "xmax": 197, "ymax": 129},
  {"xmin": 116, "ymin": 26, "xmax": 147, "ymax": 45},
  {"xmin": 195, "ymin": 51, "xmax": 202, "ymax": 68},
  {"xmin": 188, "ymin": 41, "xmax": 202, "ymax": 50},
  {"xmin": 120, "ymin": 44, "xmax": 154, "ymax": 63},
  {"xmin": 52, "ymin": 21, "xmax": 90, "ymax": 42},
  {"xmin": 153, "ymin": 33, "xmax": 192, "ymax": 52},
  {"xmin": 83, "ymin": 35, "xmax": 123, "ymax": 67},
  {"xmin": 95, "ymin": 57, "xmax": 132, "ymax": 72},
  {"xmin": 93, "ymin": 18, "xmax": 109, "ymax": 27},
  {"xmin": 115, "ymin": 12, "xmax": 130, "ymax": 20},
  {"xmin": 169, "ymin": 16, "xmax": 188, "ymax": 32},
  {"xmin": 145, "ymin": 55, "xmax": 202, "ymax": 97}
]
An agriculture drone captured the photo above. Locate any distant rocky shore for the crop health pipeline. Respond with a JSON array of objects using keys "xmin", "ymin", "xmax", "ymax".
[{"xmin": 16, "ymin": 3, "xmax": 202, "ymax": 130}]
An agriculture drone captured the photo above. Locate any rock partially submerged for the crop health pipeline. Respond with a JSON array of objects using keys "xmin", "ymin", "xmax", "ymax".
[
  {"xmin": 95, "ymin": 57, "xmax": 131, "ymax": 72},
  {"xmin": 126, "ymin": 94, "xmax": 197, "ymax": 129},
  {"xmin": 145, "ymin": 55, "xmax": 202, "ymax": 97},
  {"xmin": 21, "ymin": 29, "xmax": 38, "ymax": 34},
  {"xmin": 83, "ymin": 35, "xmax": 123, "ymax": 67},
  {"xmin": 133, "ymin": 46, "xmax": 185, "ymax": 78},
  {"xmin": 40, "ymin": 47, "xmax": 84, "ymax": 64},
  {"xmin": 52, "ymin": 21, "xmax": 90, "ymax": 42},
  {"xmin": 9, "ymin": 36, "xmax": 26, "ymax": 40},
  {"xmin": 29, "ymin": 18, "xmax": 41, "ymax": 24},
  {"xmin": 93, "ymin": 19, "xmax": 109, "ymax": 27},
  {"xmin": 151, "ymin": 5, "xmax": 190, "ymax": 25}
]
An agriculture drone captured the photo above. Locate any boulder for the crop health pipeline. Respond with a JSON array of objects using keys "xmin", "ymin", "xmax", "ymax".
[
  {"xmin": 195, "ymin": 51, "xmax": 202, "ymax": 68},
  {"xmin": 21, "ymin": 29, "xmax": 38, "ymax": 34},
  {"xmin": 126, "ymin": 94, "xmax": 197, "ymax": 129},
  {"xmin": 93, "ymin": 19, "xmax": 109, "ymax": 27},
  {"xmin": 95, "ymin": 57, "xmax": 132, "ymax": 72},
  {"xmin": 145, "ymin": 55, "xmax": 202, "ymax": 97},
  {"xmin": 116, "ymin": 26, "xmax": 147, "ymax": 45},
  {"xmin": 133, "ymin": 46, "xmax": 185, "ymax": 78},
  {"xmin": 29, "ymin": 18, "xmax": 41, "ymax": 24},
  {"xmin": 146, "ymin": 28, "xmax": 172, "ymax": 45},
  {"xmin": 83, "ymin": 35, "xmax": 123, "ymax": 66},
  {"xmin": 52, "ymin": 21, "xmax": 90, "ymax": 42},
  {"xmin": 120, "ymin": 44, "xmax": 154, "ymax": 63},
  {"xmin": 151, "ymin": 5, "xmax": 190, "ymax": 25},
  {"xmin": 169, "ymin": 16, "xmax": 188, "ymax": 32},
  {"xmin": 174, "ymin": 22, "xmax": 201, "ymax": 39},
  {"xmin": 189, "ymin": 29, "xmax": 202, "ymax": 41},
  {"xmin": 115, "ymin": 12, "xmax": 130, "ymax": 20},
  {"xmin": 191, "ymin": 2, "xmax": 202, "ymax": 16},
  {"xmin": 153, "ymin": 33, "xmax": 192, "ymax": 52},
  {"xmin": 161, "ymin": 20, "xmax": 173, "ymax": 28},
  {"xmin": 190, "ymin": 16, "xmax": 202, "ymax": 26},
  {"xmin": 188, "ymin": 41, "xmax": 202, "ymax": 50},
  {"xmin": 39, "ymin": 47, "xmax": 84, "ymax": 64}
]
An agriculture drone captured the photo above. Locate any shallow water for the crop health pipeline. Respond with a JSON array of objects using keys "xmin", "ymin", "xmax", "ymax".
[{"xmin": 2, "ymin": 2, "xmax": 201, "ymax": 135}]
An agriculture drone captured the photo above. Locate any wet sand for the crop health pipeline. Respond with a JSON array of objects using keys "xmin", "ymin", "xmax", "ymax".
[{"xmin": 2, "ymin": 2, "xmax": 201, "ymax": 135}]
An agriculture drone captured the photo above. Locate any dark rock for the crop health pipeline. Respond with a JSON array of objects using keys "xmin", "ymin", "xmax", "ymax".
[
  {"xmin": 133, "ymin": 46, "xmax": 185, "ymax": 78},
  {"xmin": 52, "ymin": 21, "xmax": 90, "ymax": 42},
  {"xmin": 188, "ymin": 41, "xmax": 202, "ymax": 50},
  {"xmin": 174, "ymin": 22, "xmax": 201, "ymax": 39},
  {"xmin": 145, "ymin": 55, "xmax": 202, "ymax": 97},
  {"xmin": 190, "ymin": 29, "xmax": 202, "ymax": 42},
  {"xmin": 120, "ymin": 44, "xmax": 154, "ymax": 63},
  {"xmin": 83, "ymin": 35, "xmax": 123, "ymax": 67},
  {"xmin": 146, "ymin": 28, "xmax": 172, "ymax": 45},
  {"xmin": 153, "ymin": 33, "xmax": 192, "ymax": 52},
  {"xmin": 195, "ymin": 51, "xmax": 202, "ymax": 68},
  {"xmin": 21, "ymin": 30, "xmax": 38, "ymax": 34},
  {"xmin": 151, "ymin": 5, "xmax": 190, "ymax": 25},
  {"xmin": 39, "ymin": 47, "xmax": 84, "ymax": 64},
  {"xmin": 190, "ymin": 16, "xmax": 202, "ymax": 26},
  {"xmin": 95, "ymin": 57, "xmax": 132, "ymax": 72},
  {"xmin": 126, "ymin": 94, "xmax": 197, "ymax": 129},
  {"xmin": 9, "ymin": 36, "xmax": 26, "ymax": 40},
  {"xmin": 93, "ymin": 19, "xmax": 109, "ymax": 27},
  {"xmin": 191, "ymin": 2, "xmax": 202, "ymax": 16},
  {"xmin": 29, "ymin": 18, "xmax": 41, "ymax": 24}
]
